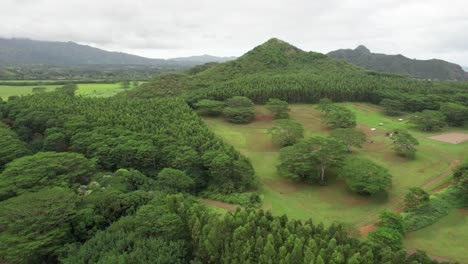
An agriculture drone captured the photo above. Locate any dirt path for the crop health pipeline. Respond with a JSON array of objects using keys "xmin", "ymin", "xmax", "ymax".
[
  {"xmin": 359, "ymin": 160, "xmax": 460, "ymax": 235},
  {"xmin": 201, "ymin": 199, "xmax": 237, "ymax": 212}
]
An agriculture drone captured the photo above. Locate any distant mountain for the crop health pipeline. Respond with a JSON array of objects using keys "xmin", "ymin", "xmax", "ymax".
[
  {"xmin": 327, "ymin": 45, "xmax": 468, "ymax": 80},
  {"xmin": 0, "ymin": 38, "xmax": 231, "ymax": 66}
]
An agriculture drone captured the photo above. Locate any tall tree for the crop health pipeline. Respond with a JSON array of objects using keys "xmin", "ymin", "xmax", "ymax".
[
  {"xmin": 265, "ymin": 98, "xmax": 289, "ymax": 119},
  {"xmin": 223, "ymin": 96, "xmax": 256, "ymax": 124},
  {"xmin": 321, "ymin": 106, "xmax": 356, "ymax": 129},
  {"xmin": 267, "ymin": 119, "xmax": 304, "ymax": 147},
  {"xmin": 389, "ymin": 129, "xmax": 419, "ymax": 159},
  {"xmin": 409, "ymin": 110, "xmax": 447, "ymax": 131}
]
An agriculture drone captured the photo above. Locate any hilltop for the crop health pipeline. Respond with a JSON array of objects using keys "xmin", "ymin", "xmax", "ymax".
[
  {"xmin": 327, "ymin": 45, "xmax": 468, "ymax": 80},
  {"xmin": 0, "ymin": 38, "xmax": 231, "ymax": 66}
]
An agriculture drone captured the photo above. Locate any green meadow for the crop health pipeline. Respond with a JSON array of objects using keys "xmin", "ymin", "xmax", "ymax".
[{"xmin": 203, "ymin": 103, "xmax": 466, "ymax": 226}]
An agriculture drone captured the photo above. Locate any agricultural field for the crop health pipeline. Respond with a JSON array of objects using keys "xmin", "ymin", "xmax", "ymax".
[
  {"xmin": 0, "ymin": 82, "xmax": 134, "ymax": 99},
  {"xmin": 203, "ymin": 103, "xmax": 467, "ymax": 260}
]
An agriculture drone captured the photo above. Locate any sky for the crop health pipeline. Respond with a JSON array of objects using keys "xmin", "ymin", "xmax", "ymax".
[{"xmin": 1, "ymin": 0, "xmax": 468, "ymax": 66}]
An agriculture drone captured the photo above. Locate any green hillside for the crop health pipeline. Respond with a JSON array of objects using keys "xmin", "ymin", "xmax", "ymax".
[{"xmin": 131, "ymin": 38, "xmax": 467, "ymax": 110}]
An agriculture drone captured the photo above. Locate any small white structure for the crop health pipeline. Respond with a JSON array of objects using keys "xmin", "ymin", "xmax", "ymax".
[
  {"xmin": 379, "ymin": 122, "xmax": 384, "ymax": 126},
  {"xmin": 371, "ymin": 128, "xmax": 377, "ymax": 131},
  {"xmin": 398, "ymin": 118, "xmax": 404, "ymax": 121}
]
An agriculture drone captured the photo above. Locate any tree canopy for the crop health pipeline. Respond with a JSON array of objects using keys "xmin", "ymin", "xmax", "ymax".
[
  {"xmin": 267, "ymin": 119, "xmax": 304, "ymax": 147},
  {"xmin": 339, "ymin": 157, "xmax": 392, "ymax": 195},
  {"xmin": 278, "ymin": 137, "xmax": 347, "ymax": 183}
]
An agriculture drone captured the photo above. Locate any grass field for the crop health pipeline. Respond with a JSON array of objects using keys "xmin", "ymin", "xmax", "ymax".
[
  {"xmin": 203, "ymin": 103, "xmax": 466, "ymax": 225},
  {"xmin": 0, "ymin": 82, "xmax": 133, "ymax": 99},
  {"xmin": 404, "ymin": 209, "xmax": 468, "ymax": 263}
]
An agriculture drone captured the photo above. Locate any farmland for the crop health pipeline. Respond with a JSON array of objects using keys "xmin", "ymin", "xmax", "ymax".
[{"xmin": 0, "ymin": 82, "xmax": 135, "ymax": 98}]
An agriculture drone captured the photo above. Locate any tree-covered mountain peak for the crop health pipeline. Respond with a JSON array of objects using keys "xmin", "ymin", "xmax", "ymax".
[{"xmin": 355, "ymin": 45, "xmax": 371, "ymax": 53}]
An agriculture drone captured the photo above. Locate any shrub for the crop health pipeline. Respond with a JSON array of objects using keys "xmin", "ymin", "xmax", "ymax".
[{"xmin": 338, "ymin": 157, "xmax": 392, "ymax": 195}]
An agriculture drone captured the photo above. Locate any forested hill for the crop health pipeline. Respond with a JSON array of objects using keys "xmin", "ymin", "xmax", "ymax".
[
  {"xmin": 327, "ymin": 45, "xmax": 468, "ymax": 80},
  {"xmin": 0, "ymin": 38, "xmax": 233, "ymax": 66},
  {"xmin": 133, "ymin": 38, "xmax": 442, "ymax": 103}
]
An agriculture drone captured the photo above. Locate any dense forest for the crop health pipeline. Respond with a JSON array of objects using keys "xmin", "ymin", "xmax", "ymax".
[{"xmin": 1, "ymin": 38, "xmax": 467, "ymax": 263}]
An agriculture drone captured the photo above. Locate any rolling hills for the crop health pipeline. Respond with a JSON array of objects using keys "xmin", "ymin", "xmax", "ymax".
[{"xmin": 327, "ymin": 45, "xmax": 468, "ymax": 80}]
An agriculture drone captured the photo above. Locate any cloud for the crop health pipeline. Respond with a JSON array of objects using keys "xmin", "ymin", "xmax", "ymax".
[{"xmin": 0, "ymin": 0, "xmax": 467, "ymax": 65}]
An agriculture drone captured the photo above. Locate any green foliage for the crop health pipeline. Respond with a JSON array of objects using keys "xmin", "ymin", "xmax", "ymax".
[
  {"xmin": 380, "ymin": 98, "xmax": 404, "ymax": 116},
  {"xmin": 66, "ymin": 192, "xmax": 440, "ymax": 263},
  {"xmin": 376, "ymin": 210, "xmax": 406, "ymax": 235},
  {"xmin": 0, "ymin": 187, "xmax": 79, "ymax": 263},
  {"xmin": 223, "ymin": 96, "xmax": 255, "ymax": 124},
  {"xmin": 389, "ymin": 129, "xmax": 419, "ymax": 158},
  {"xmin": 201, "ymin": 150, "xmax": 255, "ymax": 193},
  {"xmin": 338, "ymin": 157, "xmax": 392, "ymax": 195},
  {"xmin": 453, "ymin": 161, "xmax": 468, "ymax": 181},
  {"xmin": 43, "ymin": 128, "xmax": 67, "ymax": 152},
  {"xmin": 321, "ymin": 105, "xmax": 357, "ymax": 129},
  {"xmin": 63, "ymin": 194, "xmax": 192, "ymax": 264},
  {"xmin": 404, "ymin": 187, "xmax": 429, "ymax": 209},
  {"xmin": 200, "ymin": 191, "xmax": 261, "ymax": 207},
  {"xmin": 316, "ymin": 98, "xmax": 334, "ymax": 112},
  {"xmin": 329, "ymin": 128, "xmax": 366, "ymax": 150},
  {"xmin": 0, "ymin": 152, "xmax": 95, "ymax": 200},
  {"xmin": 409, "ymin": 110, "xmax": 447, "ymax": 131},
  {"xmin": 403, "ymin": 187, "xmax": 461, "ymax": 231},
  {"xmin": 267, "ymin": 119, "xmax": 304, "ymax": 147},
  {"xmin": 455, "ymin": 177, "xmax": 468, "ymax": 205},
  {"xmin": 194, "ymin": 99, "xmax": 225, "ymax": 116},
  {"xmin": 367, "ymin": 227, "xmax": 403, "ymax": 250},
  {"xmin": 265, "ymin": 98, "xmax": 289, "ymax": 119},
  {"xmin": 157, "ymin": 168, "xmax": 195, "ymax": 193},
  {"xmin": 0, "ymin": 123, "xmax": 31, "ymax": 169},
  {"xmin": 56, "ymin": 83, "xmax": 78, "ymax": 96},
  {"xmin": 277, "ymin": 137, "xmax": 347, "ymax": 183},
  {"xmin": 440, "ymin": 102, "xmax": 468, "ymax": 126}
]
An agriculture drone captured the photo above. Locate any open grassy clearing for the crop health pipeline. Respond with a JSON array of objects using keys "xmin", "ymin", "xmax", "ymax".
[
  {"xmin": 203, "ymin": 103, "xmax": 466, "ymax": 226},
  {"xmin": 0, "ymin": 82, "xmax": 134, "ymax": 99},
  {"xmin": 404, "ymin": 209, "xmax": 468, "ymax": 263}
]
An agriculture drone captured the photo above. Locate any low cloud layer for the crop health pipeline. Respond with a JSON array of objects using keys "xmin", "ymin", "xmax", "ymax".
[{"xmin": 2, "ymin": 0, "xmax": 468, "ymax": 66}]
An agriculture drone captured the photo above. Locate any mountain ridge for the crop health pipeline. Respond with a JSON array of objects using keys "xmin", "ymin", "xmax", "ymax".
[
  {"xmin": 327, "ymin": 45, "xmax": 468, "ymax": 80},
  {"xmin": 0, "ymin": 38, "xmax": 233, "ymax": 66}
]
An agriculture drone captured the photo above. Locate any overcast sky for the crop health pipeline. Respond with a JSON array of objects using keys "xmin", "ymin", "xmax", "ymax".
[{"xmin": 2, "ymin": 0, "xmax": 468, "ymax": 66}]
